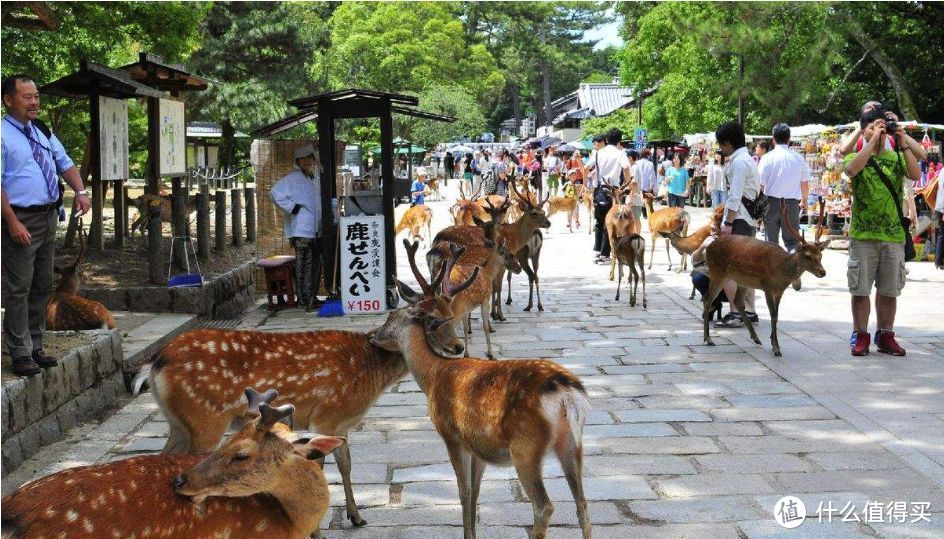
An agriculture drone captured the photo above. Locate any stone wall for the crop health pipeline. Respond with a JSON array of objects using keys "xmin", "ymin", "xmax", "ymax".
[
  {"xmin": 81, "ymin": 261, "xmax": 257, "ymax": 320},
  {"xmin": 2, "ymin": 331, "xmax": 124, "ymax": 474}
]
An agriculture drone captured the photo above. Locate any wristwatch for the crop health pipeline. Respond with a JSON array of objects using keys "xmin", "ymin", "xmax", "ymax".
[{"xmin": 77, "ymin": 189, "xmax": 89, "ymax": 197}]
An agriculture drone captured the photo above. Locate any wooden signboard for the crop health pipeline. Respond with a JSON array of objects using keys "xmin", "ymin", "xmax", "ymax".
[
  {"xmin": 98, "ymin": 96, "xmax": 128, "ymax": 180},
  {"xmin": 158, "ymin": 98, "xmax": 186, "ymax": 176}
]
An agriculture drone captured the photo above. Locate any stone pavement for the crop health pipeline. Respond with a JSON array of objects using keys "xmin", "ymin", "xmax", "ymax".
[{"xmin": 4, "ymin": 184, "xmax": 943, "ymax": 538}]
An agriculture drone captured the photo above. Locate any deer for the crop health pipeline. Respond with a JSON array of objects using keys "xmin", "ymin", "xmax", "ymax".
[
  {"xmin": 128, "ymin": 193, "xmax": 197, "ymax": 239},
  {"xmin": 545, "ymin": 184, "xmax": 585, "ymax": 229},
  {"xmin": 504, "ymin": 178, "xmax": 551, "ymax": 313},
  {"xmin": 369, "ymin": 239, "xmax": 592, "ymax": 539},
  {"xmin": 422, "ymin": 237, "xmax": 521, "ymax": 360},
  {"xmin": 452, "ymin": 182, "xmax": 486, "ymax": 226},
  {"xmin": 427, "ymin": 177, "xmax": 441, "ymax": 201},
  {"xmin": 703, "ymin": 203, "xmax": 829, "ymax": 357},
  {"xmin": 132, "ymin": 305, "xmax": 465, "ymax": 528},
  {"xmin": 45, "ymin": 223, "xmax": 115, "ymax": 331},
  {"xmin": 395, "ymin": 204, "xmax": 433, "ymax": 247},
  {"xmin": 475, "ymin": 194, "xmax": 510, "ymax": 223},
  {"xmin": 667, "ymin": 205, "xmax": 726, "ymax": 278},
  {"xmin": 643, "ymin": 192, "xmax": 690, "ymax": 270},
  {"xmin": 605, "ymin": 181, "xmax": 636, "ymax": 281},
  {"xmin": 613, "ymin": 233, "xmax": 647, "ymax": 308},
  {"xmin": 1, "ymin": 388, "xmax": 345, "ymax": 539}
]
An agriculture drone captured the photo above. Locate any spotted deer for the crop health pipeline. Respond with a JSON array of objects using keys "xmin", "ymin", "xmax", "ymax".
[
  {"xmin": 643, "ymin": 193, "xmax": 690, "ymax": 270},
  {"xmin": 369, "ymin": 241, "xmax": 592, "ymax": 539},
  {"xmin": 1, "ymin": 389, "xmax": 344, "ymax": 539},
  {"xmin": 604, "ymin": 181, "xmax": 636, "ymax": 281},
  {"xmin": 703, "ymin": 203, "xmax": 828, "ymax": 356},
  {"xmin": 45, "ymin": 224, "xmax": 115, "ymax": 331},
  {"xmin": 128, "ymin": 193, "xmax": 197, "ymax": 239},
  {"xmin": 134, "ymin": 307, "xmax": 464, "ymax": 527},
  {"xmin": 505, "ymin": 178, "xmax": 551, "ymax": 312},
  {"xmin": 395, "ymin": 204, "xmax": 433, "ymax": 247}
]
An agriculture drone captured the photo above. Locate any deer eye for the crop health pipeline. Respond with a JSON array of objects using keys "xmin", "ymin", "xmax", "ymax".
[{"xmin": 232, "ymin": 453, "xmax": 250, "ymax": 462}]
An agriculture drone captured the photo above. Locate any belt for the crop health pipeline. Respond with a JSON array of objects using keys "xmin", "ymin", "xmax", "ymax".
[{"xmin": 11, "ymin": 203, "xmax": 57, "ymax": 213}]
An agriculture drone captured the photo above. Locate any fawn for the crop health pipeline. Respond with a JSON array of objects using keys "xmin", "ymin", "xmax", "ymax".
[
  {"xmin": 1, "ymin": 388, "xmax": 344, "ymax": 539},
  {"xmin": 613, "ymin": 233, "xmax": 647, "ymax": 308},
  {"xmin": 703, "ymin": 203, "xmax": 829, "ymax": 356},
  {"xmin": 395, "ymin": 204, "xmax": 433, "ymax": 247},
  {"xmin": 368, "ymin": 239, "xmax": 592, "ymax": 539},
  {"xmin": 45, "ymin": 223, "xmax": 115, "ymax": 331},
  {"xmin": 604, "ymin": 181, "xmax": 636, "ymax": 281},
  {"xmin": 135, "ymin": 311, "xmax": 464, "ymax": 527},
  {"xmin": 643, "ymin": 193, "xmax": 690, "ymax": 270}
]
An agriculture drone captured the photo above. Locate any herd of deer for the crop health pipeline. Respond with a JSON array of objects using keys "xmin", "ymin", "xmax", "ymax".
[{"xmin": 7, "ymin": 179, "xmax": 834, "ymax": 537}]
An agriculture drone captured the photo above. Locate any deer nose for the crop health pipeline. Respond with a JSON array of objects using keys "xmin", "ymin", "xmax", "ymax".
[{"xmin": 173, "ymin": 474, "xmax": 187, "ymax": 489}]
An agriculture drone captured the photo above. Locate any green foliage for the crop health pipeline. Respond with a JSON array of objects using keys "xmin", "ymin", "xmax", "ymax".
[
  {"xmin": 582, "ymin": 108, "xmax": 640, "ymax": 139},
  {"xmin": 407, "ymin": 84, "xmax": 487, "ymax": 147}
]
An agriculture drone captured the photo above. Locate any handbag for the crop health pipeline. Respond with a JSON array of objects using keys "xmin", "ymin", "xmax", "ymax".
[
  {"xmin": 740, "ymin": 192, "xmax": 769, "ymax": 220},
  {"xmin": 868, "ymin": 154, "xmax": 916, "ymax": 261}
]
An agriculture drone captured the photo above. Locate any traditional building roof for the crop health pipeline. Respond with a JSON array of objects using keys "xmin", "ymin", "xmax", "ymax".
[{"xmin": 186, "ymin": 121, "xmax": 248, "ymax": 139}]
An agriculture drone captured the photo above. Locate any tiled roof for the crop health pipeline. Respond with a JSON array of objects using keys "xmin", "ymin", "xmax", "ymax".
[
  {"xmin": 186, "ymin": 121, "xmax": 248, "ymax": 139},
  {"xmin": 576, "ymin": 83, "xmax": 635, "ymax": 117}
]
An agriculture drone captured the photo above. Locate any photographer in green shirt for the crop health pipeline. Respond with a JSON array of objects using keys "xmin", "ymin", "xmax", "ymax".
[{"xmin": 843, "ymin": 106, "xmax": 922, "ymax": 357}]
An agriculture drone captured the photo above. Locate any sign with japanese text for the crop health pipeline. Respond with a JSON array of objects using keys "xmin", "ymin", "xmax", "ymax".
[
  {"xmin": 158, "ymin": 98, "xmax": 186, "ymax": 176},
  {"xmin": 339, "ymin": 215, "xmax": 386, "ymax": 314},
  {"xmin": 98, "ymin": 96, "xmax": 128, "ymax": 180},
  {"xmin": 634, "ymin": 127, "xmax": 648, "ymax": 151}
]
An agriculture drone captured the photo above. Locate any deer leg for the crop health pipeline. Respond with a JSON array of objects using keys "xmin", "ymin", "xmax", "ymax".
[
  {"xmin": 555, "ymin": 423, "xmax": 591, "ymax": 539},
  {"xmin": 469, "ymin": 455, "xmax": 486, "ymax": 530},
  {"xmin": 445, "ymin": 442, "xmax": 475, "ymax": 539},
  {"xmin": 677, "ymin": 253, "xmax": 688, "ymax": 273},
  {"xmin": 734, "ymin": 286, "xmax": 762, "ymax": 345},
  {"xmin": 608, "ymin": 238, "xmax": 617, "ymax": 281},
  {"xmin": 333, "ymin": 438, "xmax": 368, "ymax": 526},
  {"xmin": 703, "ymin": 281, "xmax": 726, "ymax": 345},
  {"xmin": 505, "ymin": 270, "xmax": 513, "ymax": 305},
  {"xmin": 664, "ymin": 237, "xmax": 673, "ymax": 270},
  {"xmin": 512, "ymin": 442, "xmax": 553, "ymax": 539},
  {"xmin": 648, "ymin": 232, "xmax": 656, "ymax": 269},
  {"xmin": 521, "ymin": 255, "xmax": 537, "ymax": 312},
  {"xmin": 639, "ymin": 258, "xmax": 647, "ymax": 309},
  {"xmin": 532, "ymin": 253, "xmax": 544, "ymax": 312},
  {"xmin": 630, "ymin": 264, "xmax": 639, "ymax": 307},
  {"xmin": 767, "ymin": 292, "xmax": 783, "ymax": 356},
  {"xmin": 481, "ymin": 304, "xmax": 495, "ymax": 360},
  {"xmin": 615, "ymin": 261, "xmax": 623, "ymax": 301}
]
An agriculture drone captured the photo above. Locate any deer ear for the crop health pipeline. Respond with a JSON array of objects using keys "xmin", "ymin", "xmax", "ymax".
[
  {"xmin": 472, "ymin": 215, "xmax": 486, "ymax": 227},
  {"xmin": 396, "ymin": 279, "xmax": 424, "ymax": 305},
  {"xmin": 294, "ymin": 435, "xmax": 346, "ymax": 460},
  {"xmin": 816, "ymin": 240, "xmax": 831, "ymax": 250}
]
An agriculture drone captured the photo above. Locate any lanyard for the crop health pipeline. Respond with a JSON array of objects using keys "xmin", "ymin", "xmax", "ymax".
[{"xmin": 4, "ymin": 117, "xmax": 53, "ymax": 152}]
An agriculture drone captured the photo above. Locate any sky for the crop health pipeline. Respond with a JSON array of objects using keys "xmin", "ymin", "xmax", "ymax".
[{"xmin": 584, "ymin": 10, "xmax": 624, "ymax": 50}]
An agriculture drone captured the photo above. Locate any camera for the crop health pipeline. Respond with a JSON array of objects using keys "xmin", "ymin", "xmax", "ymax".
[{"xmin": 883, "ymin": 111, "xmax": 898, "ymax": 134}]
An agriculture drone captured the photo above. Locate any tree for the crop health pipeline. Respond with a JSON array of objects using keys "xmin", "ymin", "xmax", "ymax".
[{"xmin": 406, "ymin": 84, "xmax": 487, "ymax": 147}]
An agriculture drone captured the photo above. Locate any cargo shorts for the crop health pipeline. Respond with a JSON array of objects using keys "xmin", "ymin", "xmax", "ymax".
[{"xmin": 847, "ymin": 239, "xmax": 906, "ymax": 297}]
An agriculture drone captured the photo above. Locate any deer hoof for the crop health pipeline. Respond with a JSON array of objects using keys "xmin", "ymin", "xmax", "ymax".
[
  {"xmin": 350, "ymin": 514, "xmax": 367, "ymax": 527},
  {"xmin": 523, "ymin": 306, "xmax": 532, "ymax": 312},
  {"xmin": 505, "ymin": 299, "xmax": 512, "ymax": 305},
  {"xmin": 643, "ymin": 301, "xmax": 647, "ymax": 309},
  {"xmin": 752, "ymin": 336, "xmax": 762, "ymax": 345},
  {"xmin": 537, "ymin": 305, "xmax": 544, "ymax": 312},
  {"xmin": 706, "ymin": 339, "xmax": 715, "ymax": 346},
  {"xmin": 773, "ymin": 348, "xmax": 782, "ymax": 357},
  {"xmin": 615, "ymin": 295, "xmax": 620, "ymax": 301}
]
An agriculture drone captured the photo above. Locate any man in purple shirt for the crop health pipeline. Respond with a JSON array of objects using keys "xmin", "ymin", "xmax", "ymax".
[{"xmin": 2, "ymin": 75, "xmax": 90, "ymax": 377}]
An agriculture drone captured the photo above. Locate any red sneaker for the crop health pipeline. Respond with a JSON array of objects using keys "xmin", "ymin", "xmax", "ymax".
[
  {"xmin": 851, "ymin": 332, "xmax": 870, "ymax": 356},
  {"xmin": 876, "ymin": 331, "xmax": 906, "ymax": 356}
]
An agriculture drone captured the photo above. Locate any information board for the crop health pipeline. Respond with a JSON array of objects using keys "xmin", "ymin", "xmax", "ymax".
[
  {"xmin": 339, "ymin": 215, "xmax": 387, "ymax": 314},
  {"xmin": 158, "ymin": 98, "xmax": 186, "ymax": 176},
  {"xmin": 98, "ymin": 96, "xmax": 129, "ymax": 180}
]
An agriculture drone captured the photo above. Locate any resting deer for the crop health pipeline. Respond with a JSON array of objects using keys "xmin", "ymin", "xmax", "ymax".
[
  {"xmin": 134, "ymin": 310, "xmax": 464, "ymax": 527},
  {"xmin": 703, "ymin": 203, "xmax": 828, "ymax": 356},
  {"xmin": 370, "ymin": 240, "xmax": 592, "ymax": 539},
  {"xmin": 614, "ymin": 233, "xmax": 647, "ymax": 308},
  {"xmin": 667, "ymin": 205, "xmax": 725, "ymax": 277},
  {"xmin": 643, "ymin": 192, "xmax": 690, "ymax": 270},
  {"xmin": 1, "ymin": 388, "xmax": 344, "ymax": 539},
  {"xmin": 505, "ymin": 178, "xmax": 551, "ymax": 312},
  {"xmin": 128, "ymin": 193, "xmax": 197, "ymax": 239},
  {"xmin": 605, "ymin": 181, "xmax": 636, "ymax": 281},
  {"xmin": 45, "ymin": 224, "xmax": 115, "ymax": 331},
  {"xmin": 395, "ymin": 204, "xmax": 433, "ymax": 247}
]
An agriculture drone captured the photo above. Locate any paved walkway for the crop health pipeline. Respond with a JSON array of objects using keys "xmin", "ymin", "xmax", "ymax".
[{"xmin": 4, "ymin": 184, "xmax": 943, "ymax": 538}]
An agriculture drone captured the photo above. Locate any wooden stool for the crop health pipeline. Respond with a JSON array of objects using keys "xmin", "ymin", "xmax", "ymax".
[{"xmin": 257, "ymin": 256, "xmax": 297, "ymax": 310}]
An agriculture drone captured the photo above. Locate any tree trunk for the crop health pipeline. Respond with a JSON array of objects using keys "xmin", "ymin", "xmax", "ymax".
[
  {"xmin": 511, "ymin": 82, "xmax": 522, "ymax": 133},
  {"xmin": 219, "ymin": 119, "xmax": 236, "ymax": 168},
  {"xmin": 540, "ymin": 30, "xmax": 552, "ymax": 128},
  {"xmin": 843, "ymin": 18, "xmax": 919, "ymax": 120}
]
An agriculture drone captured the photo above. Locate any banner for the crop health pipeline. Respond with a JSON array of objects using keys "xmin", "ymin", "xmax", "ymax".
[
  {"xmin": 99, "ymin": 96, "xmax": 129, "ymax": 180},
  {"xmin": 339, "ymin": 215, "xmax": 386, "ymax": 314}
]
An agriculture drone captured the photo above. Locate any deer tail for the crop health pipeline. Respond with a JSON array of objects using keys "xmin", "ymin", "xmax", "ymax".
[
  {"xmin": 542, "ymin": 382, "xmax": 590, "ymax": 446},
  {"xmin": 131, "ymin": 363, "xmax": 154, "ymax": 396}
]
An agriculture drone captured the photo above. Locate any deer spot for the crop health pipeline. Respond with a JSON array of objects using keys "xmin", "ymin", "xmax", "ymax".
[
  {"xmin": 206, "ymin": 342, "xmax": 217, "ymax": 353},
  {"xmin": 196, "ymin": 361, "xmax": 205, "ymax": 371},
  {"xmin": 66, "ymin": 509, "xmax": 79, "ymax": 522}
]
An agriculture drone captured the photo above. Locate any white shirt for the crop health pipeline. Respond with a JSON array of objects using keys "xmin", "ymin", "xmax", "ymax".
[
  {"xmin": 543, "ymin": 155, "xmax": 560, "ymax": 174},
  {"xmin": 936, "ymin": 170, "xmax": 944, "ymax": 212},
  {"xmin": 724, "ymin": 147, "xmax": 761, "ymax": 227},
  {"xmin": 706, "ymin": 161, "xmax": 726, "ymax": 192},
  {"xmin": 757, "ymin": 144, "xmax": 810, "ymax": 199},
  {"xmin": 270, "ymin": 169, "xmax": 322, "ymax": 239},
  {"xmin": 635, "ymin": 158, "xmax": 657, "ymax": 192},
  {"xmin": 629, "ymin": 163, "xmax": 643, "ymax": 206},
  {"xmin": 588, "ymin": 144, "xmax": 629, "ymax": 187}
]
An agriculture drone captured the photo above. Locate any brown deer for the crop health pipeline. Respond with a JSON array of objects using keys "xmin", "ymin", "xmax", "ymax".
[
  {"xmin": 643, "ymin": 193, "xmax": 690, "ymax": 270},
  {"xmin": 395, "ymin": 204, "xmax": 433, "ymax": 246},
  {"xmin": 667, "ymin": 204, "xmax": 726, "ymax": 278},
  {"xmin": 1, "ymin": 388, "xmax": 345, "ymax": 539},
  {"xmin": 613, "ymin": 233, "xmax": 647, "ymax": 308},
  {"xmin": 505, "ymin": 178, "xmax": 551, "ymax": 312},
  {"xmin": 703, "ymin": 203, "xmax": 828, "ymax": 356},
  {"xmin": 475, "ymin": 194, "xmax": 510, "ymax": 223},
  {"xmin": 134, "ymin": 304, "xmax": 465, "ymax": 527},
  {"xmin": 427, "ymin": 177, "xmax": 441, "ymax": 201},
  {"xmin": 605, "ymin": 181, "xmax": 636, "ymax": 281},
  {"xmin": 369, "ymin": 241, "xmax": 592, "ymax": 539},
  {"xmin": 452, "ymin": 182, "xmax": 486, "ymax": 226},
  {"xmin": 128, "ymin": 193, "xmax": 197, "ymax": 239},
  {"xmin": 545, "ymin": 184, "xmax": 585, "ymax": 228},
  {"xmin": 45, "ymin": 224, "xmax": 115, "ymax": 331}
]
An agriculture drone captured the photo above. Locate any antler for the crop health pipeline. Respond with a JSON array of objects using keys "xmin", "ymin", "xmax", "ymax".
[
  {"xmin": 442, "ymin": 243, "xmax": 480, "ymax": 297},
  {"xmin": 257, "ymin": 402, "xmax": 295, "ymax": 431},
  {"xmin": 458, "ymin": 181, "xmax": 467, "ymax": 200},
  {"xmin": 244, "ymin": 387, "xmax": 278, "ymax": 415},
  {"xmin": 508, "ymin": 176, "xmax": 531, "ymax": 208},
  {"xmin": 403, "ymin": 239, "xmax": 431, "ymax": 296},
  {"xmin": 780, "ymin": 200, "xmax": 806, "ymax": 246},
  {"xmin": 814, "ymin": 197, "xmax": 827, "ymax": 243},
  {"xmin": 75, "ymin": 219, "xmax": 87, "ymax": 268}
]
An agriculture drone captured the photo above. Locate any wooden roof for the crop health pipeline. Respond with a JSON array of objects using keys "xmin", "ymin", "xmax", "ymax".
[
  {"xmin": 118, "ymin": 52, "xmax": 210, "ymax": 92},
  {"xmin": 287, "ymin": 88, "xmax": 418, "ymax": 109},
  {"xmin": 40, "ymin": 61, "xmax": 164, "ymax": 100}
]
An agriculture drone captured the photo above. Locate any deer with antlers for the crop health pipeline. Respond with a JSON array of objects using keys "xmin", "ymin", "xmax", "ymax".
[
  {"xmin": 703, "ymin": 203, "xmax": 828, "ymax": 356},
  {"xmin": 369, "ymin": 239, "xmax": 592, "ymax": 539},
  {"xmin": 395, "ymin": 204, "xmax": 433, "ymax": 247},
  {"xmin": 133, "ymin": 302, "xmax": 464, "ymax": 527},
  {"xmin": 451, "ymin": 182, "xmax": 486, "ymax": 226},
  {"xmin": 643, "ymin": 192, "xmax": 691, "ymax": 270},
  {"xmin": 504, "ymin": 178, "xmax": 551, "ymax": 313},
  {"xmin": 2, "ymin": 388, "xmax": 344, "ymax": 539},
  {"xmin": 45, "ymin": 223, "xmax": 115, "ymax": 331},
  {"xmin": 604, "ymin": 181, "xmax": 637, "ymax": 281}
]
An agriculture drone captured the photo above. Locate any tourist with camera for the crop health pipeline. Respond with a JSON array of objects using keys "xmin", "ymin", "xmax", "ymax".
[{"xmin": 843, "ymin": 106, "xmax": 922, "ymax": 357}]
